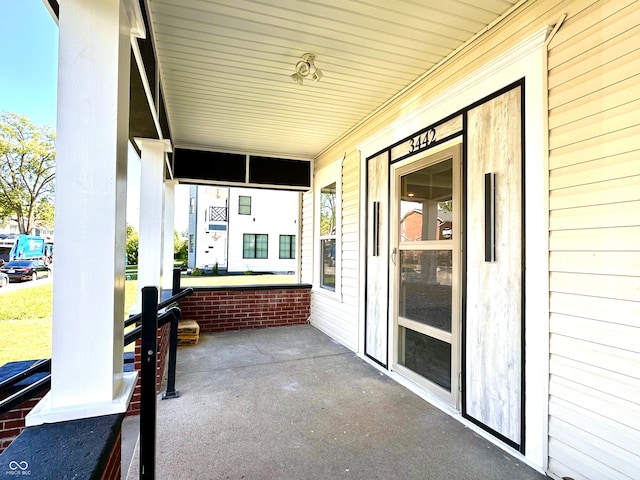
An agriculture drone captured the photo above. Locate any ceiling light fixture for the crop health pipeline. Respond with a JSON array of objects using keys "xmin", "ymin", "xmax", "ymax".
[{"xmin": 291, "ymin": 53, "xmax": 323, "ymax": 85}]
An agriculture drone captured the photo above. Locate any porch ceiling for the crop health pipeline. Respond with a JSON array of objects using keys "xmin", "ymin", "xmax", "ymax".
[{"xmin": 147, "ymin": 0, "xmax": 520, "ymax": 159}]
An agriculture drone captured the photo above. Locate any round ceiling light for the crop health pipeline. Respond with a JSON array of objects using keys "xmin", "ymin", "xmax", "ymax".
[{"xmin": 295, "ymin": 60, "xmax": 311, "ymax": 76}]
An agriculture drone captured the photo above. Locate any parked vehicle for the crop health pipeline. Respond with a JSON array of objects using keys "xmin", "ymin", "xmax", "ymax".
[
  {"xmin": 0, "ymin": 235, "xmax": 53, "ymax": 265},
  {"xmin": 0, "ymin": 233, "xmax": 18, "ymax": 264},
  {"xmin": 0, "ymin": 260, "xmax": 51, "ymax": 282},
  {"xmin": 0, "ymin": 272, "xmax": 8, "ymax": 288}
]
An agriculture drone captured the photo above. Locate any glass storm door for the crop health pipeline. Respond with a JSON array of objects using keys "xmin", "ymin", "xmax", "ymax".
[{"xmin": 392, "ymin": 145, "xmax": 461, "ymax": 405}]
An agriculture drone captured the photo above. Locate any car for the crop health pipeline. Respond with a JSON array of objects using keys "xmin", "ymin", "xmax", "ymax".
[
  {"xmin": 0, "ymin": 272, "xmax": 8, "ymax": 288},
  {"xmin": 0, "ymin": 260, "xmax": 51, "ymax": 282}
]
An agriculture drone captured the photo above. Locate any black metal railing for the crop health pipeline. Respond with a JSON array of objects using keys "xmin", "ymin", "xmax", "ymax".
[
  {"xmin": 0, "ymin": 359, "xmax": 51, "ymax": 416},
  {"xmin": 1, "ymin": 268, "xmax": 195, "ymax": 480},
  {"xmin": 123, "ymin": 269, "xmax": 194, "ymax": 480}
]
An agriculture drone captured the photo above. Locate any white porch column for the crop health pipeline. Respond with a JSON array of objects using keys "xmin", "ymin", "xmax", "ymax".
[
  {"xmin": 135, "ymin": 138, "xmax": 172, "ymax": 308},
  {"xmin": 28, "ymin": 0, "xmax": 140, "ymax": 425},
  {"xmin": 162, "ymin": 180, "xmax": 177, "ymax": 291}
]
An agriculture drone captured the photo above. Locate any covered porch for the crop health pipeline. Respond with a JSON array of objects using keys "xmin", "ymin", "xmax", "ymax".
[
  {"xmin": 125, "ymin": 325, "xmax": 546, "ymax": 480},
  {"xmin": 1, "ymin": 1, "xmax": 637, "ymax": 479}
]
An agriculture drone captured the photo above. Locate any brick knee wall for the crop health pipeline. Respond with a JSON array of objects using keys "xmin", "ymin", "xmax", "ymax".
[
  {"xmin": 0, "ymin": 320, "xmax": 171, "ymax": 448},
  {"xmin": 127, "ymin": 321, "xmax": 171, "ymax": 417},
  {"xmin": 0, "ymin": 395, "xmax": 45, "ymax": 453},
  {"xmin": 178, "ymin": 285, "xmax": 311, "ymax": 333},
  {"xmin": 99, "ymin": 430, "xmax": 121, "ymax": 480}
]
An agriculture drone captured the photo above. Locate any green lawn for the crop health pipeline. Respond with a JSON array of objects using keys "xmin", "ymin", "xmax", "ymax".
[
  {"xmin": 0, "ymin": 281, "xmax": 138, "ymax": 366},
  {"xmin": 0, "ymin": 274, "xmax": 296, "ymax": 366}
]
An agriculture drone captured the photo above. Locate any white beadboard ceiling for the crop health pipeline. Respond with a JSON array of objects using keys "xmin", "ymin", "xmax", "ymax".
[{"xmin": 147, "ymin": 0, "xmax": 519, "ymax": 159}]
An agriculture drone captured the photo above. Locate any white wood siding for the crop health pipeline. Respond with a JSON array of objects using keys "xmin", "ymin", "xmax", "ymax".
[
  {"xmin": 300, "ymin": 190, "xmax": 313, "ymax": 284},
  {"xmin": 547, "ymin": 2, "xmax": 640, "ymax": 479},
  {"xmin": 341, "ymin": 149, "xmax": 361, "ymax": 315},
  {"xmin": 310, "ymin": 155, "xmax": 359, "ymax": 352}
]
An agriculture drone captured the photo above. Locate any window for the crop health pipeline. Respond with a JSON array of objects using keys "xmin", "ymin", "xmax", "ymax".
[
  {"xmin": 189, "ymin": 197, "xmax": 195, "ymax": 214},
  {"xmin": 279, "ymin": 235, "xmax": 296, "ymax": 259},
  {"xmin": 239, "ymin": 196, "xmax": 251, "ymax": 215},
  {"xmin": 243, "ymin": 234, "xmax": 268, "ymax": 259},
  {"xmin": 188, "ymin": 234, "xmax": 194, "ymax": 254},
  {"xmin": 319, "ymin": 182, "xmax": 337, "ymax": 290}
]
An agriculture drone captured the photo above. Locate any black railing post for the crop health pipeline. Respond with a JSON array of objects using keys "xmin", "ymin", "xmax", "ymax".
[
  {"xmin": 140, "ymin": 286, "xmax": 158, "ymax": 480},
  {"xmin": 162, "ymin": 269, "xmax": 181, "ymax": 400}
]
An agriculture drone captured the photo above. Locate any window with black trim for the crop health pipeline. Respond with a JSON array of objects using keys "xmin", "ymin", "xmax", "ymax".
[
  {"xmin": 279, "ymin": 235, "xmax": 296, "ymax": 259},
  {"xmin": 239, "ymin": 196, "xmax": 251, "ymax": 215},
  {"xmin": 243, "ymin": 234, "xmax": 267, "ymax": 259},
  {"xmin": 320, "ymin": 183, "xmax": 337, "ymax": 290}
]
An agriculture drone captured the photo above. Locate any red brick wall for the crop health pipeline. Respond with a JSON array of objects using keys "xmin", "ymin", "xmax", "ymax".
[
  {"xmin": 0, "ymin": 320, "xmax": 172, "ymax": 451},
  {"xmin": 127, "ymin": 321, "xmax": 171, "ymax": 416},
  {"xmin": 99, "ymin": 432, "xmax": 122, "ymax": 480},
  {"xmin": 0, "ymin": 394, "xmax": 45, "ymax": 453},
  {"xmin": 178, "ymin": 286, "xmax": 311, "ymax": 333}
]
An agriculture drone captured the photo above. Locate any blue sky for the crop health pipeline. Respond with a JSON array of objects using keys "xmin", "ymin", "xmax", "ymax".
[
  {"xmin": 0, "ymin": 1, "xmax": 58, "ymax": 128},
  {"xmin": 0, "ymin": 1, "xmax": 188, "ymax": 232}
]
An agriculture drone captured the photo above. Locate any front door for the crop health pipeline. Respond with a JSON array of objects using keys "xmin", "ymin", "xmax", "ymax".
[{"xmin": 391, "ymin": 144, "xmax": 462, "ymax": 405}]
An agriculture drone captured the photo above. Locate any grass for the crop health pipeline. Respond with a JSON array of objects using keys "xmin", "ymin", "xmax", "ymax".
[
  {"xmin": 0, "ymin": 281, "xmax": 139, "ymax": 366},
  {"xmin": 0, "ymin": 274, "xmax": 296, "ymax": 366}
]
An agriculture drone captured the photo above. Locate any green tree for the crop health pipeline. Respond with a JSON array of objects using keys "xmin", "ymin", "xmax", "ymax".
[
  {"xmin": 0, "ymin": 113, "xmax": 56, "ymax": 233},
  {"xmin": 126, "ymin": 224, "xmax": 139, "ymax": 265},
  {"xmin": 320, "ymin": 183, "xmax": 336, "ymax": 236},
  {"xmin": 173, "ymin": 229, "xmax": 187, "ymax": 263}
]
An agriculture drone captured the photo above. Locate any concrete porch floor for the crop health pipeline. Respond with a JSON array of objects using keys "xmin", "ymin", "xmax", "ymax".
[{"xmin": 126, "ymin": 325, "xmax": 547, "ymax": 479}]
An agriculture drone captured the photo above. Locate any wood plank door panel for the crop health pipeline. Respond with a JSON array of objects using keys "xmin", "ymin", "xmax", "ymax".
[
  {"xmin": 464, "ymin": 86, "xmax": 524, "ymax": 449},
  {"xmin": 365, "ymin": 152, "xmax": 389, "ymax": 366}
]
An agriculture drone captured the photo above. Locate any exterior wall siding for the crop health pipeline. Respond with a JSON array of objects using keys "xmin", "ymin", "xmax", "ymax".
[
  {"xmin": 300, "ymin": 0, "xmax": 638, "ymax": 477},
  {"xmin": 309, "ymin": 150, "xmax": 360, "ymax": 352},
  {"xmin": 547, "ymin": 1, "xmax": 640, "ymax": 479},
  {"xmin": 300, "ymin": 191, "xmax": 313, "ymax": 284},
  {"xmin": 226, "ymin": 188, "xmax": 299, "ymax": 273}
]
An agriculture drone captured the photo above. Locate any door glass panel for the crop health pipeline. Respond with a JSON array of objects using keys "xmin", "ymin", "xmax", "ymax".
[
  {"xmin": 399, "ymin": 250, "xmax": 452, "ymax": 332},
  {"xmin": 399, "ymin": 327, "xmax": 451, "ymax": 391},
  {"xmin": 400, "ymin": 159, "xmax": 453, "ymax": 242},
  {"xmin": 394, "ymin": 147, "xmax": 460, "ymax": 400}
]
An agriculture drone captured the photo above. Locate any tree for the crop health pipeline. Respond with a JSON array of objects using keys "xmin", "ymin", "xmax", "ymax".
[
  {"xmin": 173, "ymin": 229, "xmax": 187, "ymax": 264},
  {"xmin": 126, "ymin": 224, "xmax": 139, "ymax": 265},
  {"xmin": 0, "ymin": 113, "xmax": 56, "ymax": 233}
]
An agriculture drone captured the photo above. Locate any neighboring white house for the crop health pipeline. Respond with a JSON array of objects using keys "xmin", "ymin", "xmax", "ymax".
[
  {"xmin": 0, "ymin": 221, "xmax": 54, "ymax": 238},
  {"xmin": 188, "ymin": 186, "xmax": 299, "ymax": 274}
]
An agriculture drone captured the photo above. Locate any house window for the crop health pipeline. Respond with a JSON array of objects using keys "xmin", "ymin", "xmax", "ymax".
[
  {"xmin": 320, "ymin": 182, "xmax": 337, "ymax": 290},
  {"xmin": 189, "ymin": 197, "xmax": 195, "ymax": 214},
  {"xmin": 239, "ymin": 196, "xmax": 251, "ymax": 215},
  {"xmin": 243, "ymin": 234, "xmax": 268, "ymax": 259},
  {"xmin": 188, "ymin": 234, "xmax": 194, "ymax": 254},
  {"xmin": 279, "ymin": 235, "xmax": 296, "ymax": 259}
]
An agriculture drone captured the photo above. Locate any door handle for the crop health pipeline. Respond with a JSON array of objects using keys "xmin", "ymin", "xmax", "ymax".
[{"xmin": 391, "ymin": 248, "xmax": 397, "ymax": 265}]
